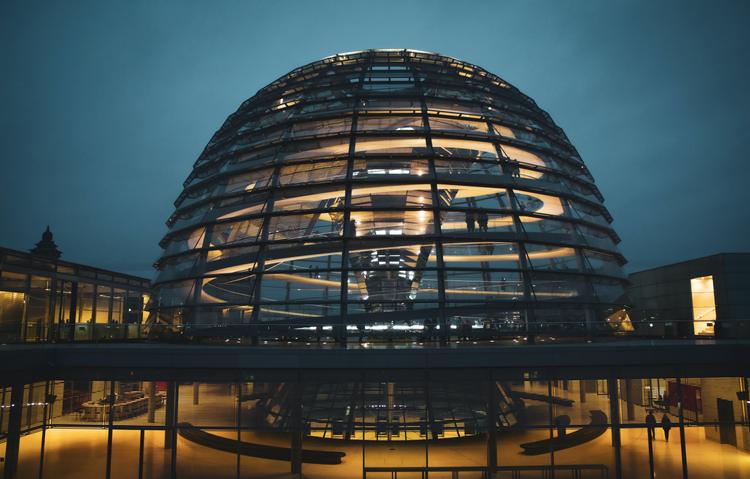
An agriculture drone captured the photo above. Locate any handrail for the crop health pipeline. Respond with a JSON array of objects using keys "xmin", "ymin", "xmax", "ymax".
[
  {"xmin": 4, "ymin": 318, "xmax": 750, "ymax": 345},
  {"xmin": 363, "ymin": 463, "xmax": 609, "ymax": 479}
]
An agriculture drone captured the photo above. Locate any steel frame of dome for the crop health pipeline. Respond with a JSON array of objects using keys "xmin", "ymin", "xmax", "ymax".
[{"xmin": 150, "ymin": 49, "xmax": 628, "ymax": 344}]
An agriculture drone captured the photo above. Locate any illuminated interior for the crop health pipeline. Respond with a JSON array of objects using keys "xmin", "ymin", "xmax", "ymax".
[
  {"xmin": 691, "ymin": 275, "xmax": 716, "ymax": 336},
  {"xmin": 151, "ymin": 49, "xmax": 628, "ymax": 340}
]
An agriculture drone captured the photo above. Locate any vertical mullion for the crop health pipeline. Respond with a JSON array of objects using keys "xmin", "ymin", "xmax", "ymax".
[
  {"xmin": 676, "ymin": 377, "xmax": 689, "ymax": 479},
  {"xmin": 486, "ymin": 372, "xmax": 498, "ymax": 476},
  {"xmin": 608, "ymin": 374, "xmax": 623, "ymax": 479},
  {"xmin": 249, "ymin": 164, "xmax": 281, "ymax": 343},
  {"xmin": 91, "ymin": 284, "xmax": 98, "ymax": 341},
  {"xmin": 508, "ymin": 189, "xmax": 537, "ymax": 340},
  {"xmin": 575, "ymin": 247, "xmax": 597, "ymax": 336},
  {"xmin": 424, "ymin": 369, "xmax": 431, "ymax": 468},
  {"xmin": 411, "ymin": 53, "xmax": 448, "ymax": 345},
  {"xmin": 46, "ymin": 274, "xmax": 57, "ymax": 342},
  {"xmin": 547, "ymin": 379, "xmax": 555, "ymax": 478},
  {"xmin": 105, "ymin": 380, "xmax": 115, "ymax": 479},
  {"xmin": 4, "ymin": 382, "xmax": 24, "ymax": 479},
  {"xmin": 37, "ymin": 381, "xmax": 50, "ymax": 479},
  {"xmin": 138, "ymin": 429, "xmax": 145, "ymax": 479},
  {"xmin": 170, "ymin": 383, "xmax": 179, "ymax": 479},
  {"xmin": 337, "ymin": 53, "xmax": 369, "ymax": 346},
  {"xmin": 20, "ymin": 274, "xmax": 30, "ymax": 342},
  {"xmin": 107, "ymin": 283, "xmax": 114, "ymax": 327},
  {"xmin": 236, "ymin": 381, "xmax": 241, "ymax": 479},
  {"xmin": 361, "ymin": 371, "xmax": 366, "ymax": 477},
  {"xmin": 189, "ymin": 224, "xmax": 213, "ymax": 327}
]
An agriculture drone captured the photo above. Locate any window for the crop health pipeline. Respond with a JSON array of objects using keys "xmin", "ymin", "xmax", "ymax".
[
  {"xmin": 690, "ymin": 275, "xmax": 716, "ymax": 336},
  {"xmin": 357, "ymin": 116, "xmax": 423, "ymax": 131}
]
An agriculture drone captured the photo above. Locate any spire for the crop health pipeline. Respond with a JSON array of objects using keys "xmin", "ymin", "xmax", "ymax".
[{"xmin": 30, "ymin": 226, "xmax": 62, "ymax": 259}]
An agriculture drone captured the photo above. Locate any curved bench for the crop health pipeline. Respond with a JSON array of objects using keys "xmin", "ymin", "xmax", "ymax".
[
  {"xmin": 177, "ymin": 422, "xmax": 345, "ymax": 464},
  {"xmin": 520, "ymin": 410, "xmax": 607, "ymax": 455},
  {"xmin": 510, "ymin": 390, "xmax": 575, "ymax": 407}
]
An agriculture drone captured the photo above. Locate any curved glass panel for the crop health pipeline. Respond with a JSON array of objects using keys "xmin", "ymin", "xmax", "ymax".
[{"xmin": 153, "ymin": 49, "xmax": 628, "ymax": 339}]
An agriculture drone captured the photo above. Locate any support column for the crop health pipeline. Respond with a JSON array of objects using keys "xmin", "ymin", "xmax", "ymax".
[
  {"xmin": 623, "ymin": 379, "xmax": 635, "ymax": 421},
  {"xmin": 486, "ymin": 379, "xmax": 498, "ymax": 477},
  {"xmin": 38, "ymin": 381, "xmax": 50, "ymax": 479},
  {"xmin": 676, "ymin": 378, "xmax": 689, "ymax": 479},
  {"xmin": 547, "ymin": 381, "xmax": 555, "ymax": 473},
  {"xmin": 164, "ymin": 382, "xmax": 178, "ymax": 479},
  {"xmin": 3, "ymin": 383, "xmax": 24, "ymax": 479},
  {"xmin": 290, "ymin": 380, "xmax": 303, "ymax": 475},
  {"xmin": 147, "ymin": 382, "xmax": 157, "ymax": 424},
  {"xmin": 105, "ymin": 381, "xmax": 115, "ymax": 479},
  {"xmin": 579, "ymin": 380, "xmax": 587, "ymax": 404},
  {"xmin": 193, "ymin": 383, "xmax": 200, "ymax": 405},
  {"xmin": 607, "ymin": 376, "xmax": 623, "ymax": 479},
  {"xmin": 23, "ymin": 384, "xmax": 34, "ymax": 431},
  {"xmin": 67, "ymin": 282, "xmax": 78, "ymax": 342},
  {"xmin": 164, "ymin": 382, "xmax": 177, "ymax": 449}
]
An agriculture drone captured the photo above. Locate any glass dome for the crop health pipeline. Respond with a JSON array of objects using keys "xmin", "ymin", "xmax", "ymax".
[{"xmin": 150, "ymin": 49, "xmax": 629, "ymax": 343}]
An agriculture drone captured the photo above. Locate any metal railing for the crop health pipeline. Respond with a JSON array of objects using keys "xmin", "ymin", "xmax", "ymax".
[
  {"xmin": 3, "ymin": 319, "xmax": 750, "ymax": 346},
  {"xmin": 363, "ymin": 464, "xmax": 608, "ymax": 479}
]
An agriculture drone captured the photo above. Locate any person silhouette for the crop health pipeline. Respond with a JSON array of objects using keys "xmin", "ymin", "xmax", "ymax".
[
  {"xmin": 477, "ymin": 210, "xmax": 489, "ymax": 232},
  {"xmin": 645, "ymin": 410, "xmax": 657, "ymax": 439},
  {"xmin": 661, "ymin": 414, "xmax": 672, "ymax": 441},
  {"xmin": 465, "ymin": 211, "xmax": 476, "ymax": 232}
]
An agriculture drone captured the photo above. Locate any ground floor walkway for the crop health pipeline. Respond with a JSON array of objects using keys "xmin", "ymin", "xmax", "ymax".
[{"xmin": 10, "ymin": 416, "xmax": 750, "ymax": 478}]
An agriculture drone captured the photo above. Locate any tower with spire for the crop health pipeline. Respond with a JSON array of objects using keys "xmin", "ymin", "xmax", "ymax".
[{"xmin": 30, "ymin": 226, "xmax": 62, "ymax": 259}]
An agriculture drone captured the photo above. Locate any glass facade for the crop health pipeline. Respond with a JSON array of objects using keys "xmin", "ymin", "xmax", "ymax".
[
  {"xmin": 151, "ymin": 49, "xmax": 629, "ymax": 342},
  {"xmin": 2, "ymin": 371, "xmax": 749, "ymax": 479},
  {"xmin": 2, "ymin": 49, "xmax": 745, "ymax": 479},
  {"xmin": 0, "ymin": 247, "xmax": 150, "ymax": 343}
]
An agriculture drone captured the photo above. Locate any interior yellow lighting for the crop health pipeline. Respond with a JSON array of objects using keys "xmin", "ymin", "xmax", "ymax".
[
  {"xmin": 437, "ymin": 184, "xmax": 505, "ymax": 199},
  {"xmin": 690, "ymin": 275, "xmax": 716, "ymax": 336},
  {"xmin": 431, "ymin": 138, "xmax": 497, "ymax": 156},
  {"xmin": 204, "ymin": 273, "xmax": 576, "ymax": 300},
  {"xmin": 217, "ymin": 204, "xmax": 264, "ymax": 221},
  {"xmin": 438, "ymin": 246, "xmax": 573, "ymax": 263},
  {"xmin": 207, "ymin": 184, "xmax": 565, "ymax": 250},
  {"xmin": 274, "ymin": 184, "xmax": 433, "ymax": 210},
  {"xmin": 265, "ymin": 273, "xmax": 357, "ymax": 289},
  {"xmin": 354, "ymin": 137, "xmax": 427, "ymax": 153},
  {"xmin": 259, "ymin": 307, "xmax": 322, "ymax": 318},
  {"xmin": 493, "ymin": 124, "xmax": 516, "ymax": 138},
  {"xmin": 502, "ymin": 145, "xmax": 546, "ymax": 168},
  {"xmin": 205, "ymin": 262, "xmax": 261, "ymax": 275}
]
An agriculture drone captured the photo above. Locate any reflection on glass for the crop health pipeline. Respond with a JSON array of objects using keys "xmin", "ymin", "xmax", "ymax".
[
  {"xmin": 430, "ymin": 117, "xmax": 489, "ymax": 133},
  {"xmin": 350, "ymin": 210, "xmax": 435, "ymax": 237},
  {"xmin": 353, "ymin": 159, "xmax": 430, "ymax": 178},
  {"xmin": 444, "ymin": 270, "xmax": 524, "ymax": 300},
  {"xmin": 441, "ymin": 242, "xmax": 520, "ymax": 268},
  {"xmin": 354, "ymin": 137, "xmax": 427, "ymax": 154},
  {"xmin": 434, "ymin": 159, "xmax": 504, "ymax": 177},
  {"xmin": 357, "ymin": 116, "xmax": 423, "ymax": 131},
  {"xmin": 432, "ymin": 138, "xmax": 498, "ymax": 159},
  {"xmin": 291, "ymin": 117, "xmax": 352, "ymax": 137},
  {"xmin": 267, "ymin": 214, "xmax": 340, "ymax": 241},
  {"xmin": 350, "ymin": 185, "xmax": 432, "ymax": 208},
  {"xmin": 279, "ymin": 160, "xmax": 347, "ymax": 185},
  {"xmin": 440, "ymin": 210, "xmax": 515, "ymax": 233}
]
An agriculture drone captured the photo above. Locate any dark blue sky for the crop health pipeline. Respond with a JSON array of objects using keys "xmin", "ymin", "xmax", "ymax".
[{"xmin": 2, "ymin": 0, "xmax": 748, "ymax": 278}]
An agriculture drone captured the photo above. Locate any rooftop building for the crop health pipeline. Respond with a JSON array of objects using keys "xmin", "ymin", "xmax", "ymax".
[
  {"xmin": 151, "ymin": 49, "xmax": 630, "ymax": 345},
  {"xmin": 0, "ymin": 51, "xmax": 748, "ymax": 479}
]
